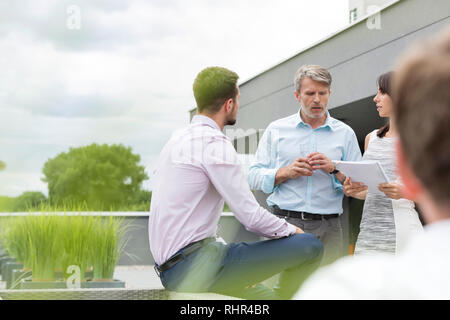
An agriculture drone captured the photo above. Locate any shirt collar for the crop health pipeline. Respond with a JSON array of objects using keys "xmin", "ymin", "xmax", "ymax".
[
  {"xmin": 191, "ymin": 115, "xmax": 222, "ymax": 132},
  {"xmin": 296, "ymin": 108, "xmax": 335, "ymax": 131}
]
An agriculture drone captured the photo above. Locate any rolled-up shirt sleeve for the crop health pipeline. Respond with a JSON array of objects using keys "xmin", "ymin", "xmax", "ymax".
[
  {"xmin": 248, "ymin": 127, "xmax": 279, "ymax": 194},
  {"xmin": 202, "ymin": 137, "xmax": 296, "ymax": 239},
  {"xmin": 331, "ymin": 176, "xmax": 344, "ymax": 192}
]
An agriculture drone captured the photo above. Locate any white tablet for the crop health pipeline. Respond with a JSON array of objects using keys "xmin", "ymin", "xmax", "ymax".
[{"xmin": 335, "ymin": 160, "xmax": 390, "ymax": 195}]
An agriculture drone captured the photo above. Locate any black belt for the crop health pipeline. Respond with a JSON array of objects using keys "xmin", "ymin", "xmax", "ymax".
[
  {"xmin": 272, "ymin": 206, "xmax": 339, "ymax": 221},
  {"xmin": 154, "ymin": 237, "xmax": 215, "ymax": 276}
]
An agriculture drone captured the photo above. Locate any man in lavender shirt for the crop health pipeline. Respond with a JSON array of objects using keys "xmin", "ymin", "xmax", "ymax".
[{"xmin": 149, "ymin": 66, "xmax": 323, "ymax": 299}]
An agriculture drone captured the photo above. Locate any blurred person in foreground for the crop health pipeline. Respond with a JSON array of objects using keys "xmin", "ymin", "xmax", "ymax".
[
  {"xmin": 295, "ymin": 27, "xmax": 450, "ymax": 299},
  {"xmin": 149, "ymin": 66, "xmax": 323, "ymax": 300}
]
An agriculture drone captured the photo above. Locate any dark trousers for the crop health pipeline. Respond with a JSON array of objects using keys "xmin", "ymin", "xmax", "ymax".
[
  {"xmin": 276, "ymin": 214, "xmax": 345, "ymax": 266},
  {"xmin": 159, "ymin": 234, "xmax": 323, "ymax": 300}
]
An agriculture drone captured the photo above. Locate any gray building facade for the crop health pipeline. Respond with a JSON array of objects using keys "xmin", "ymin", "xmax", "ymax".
[{"xmin": 190, "ymin": 0, "xmax": 450, "ymax": 249}]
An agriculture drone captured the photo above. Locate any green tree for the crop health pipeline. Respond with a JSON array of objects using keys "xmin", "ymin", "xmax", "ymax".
[
  {"xmin": 42, "ymin": 143, "xmax": 149, "ymax": 210},
  {"xmin": 121, "ymin": 189, "xmax": 152, "ymax": 211},
  {"xmin": 0, "ymin": 196, "xmax": 15, "ymax": 212},
  {"xmin": 13, "ymin": 191, "xmax": 47, "ymax": 211},
  {"xmin": 0, "ymin": 161, "xmax": 5, "ymax": 170}
]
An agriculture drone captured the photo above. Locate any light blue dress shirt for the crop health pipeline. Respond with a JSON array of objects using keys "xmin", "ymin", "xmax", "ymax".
[{"xmin": 248, "ymin": 109, "xmax": 362, "ymax": 214}]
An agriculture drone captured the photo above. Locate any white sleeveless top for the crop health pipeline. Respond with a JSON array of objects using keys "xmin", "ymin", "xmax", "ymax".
[{"xmin": 355, "ymin": 130, "xmax": 423, "ymax": 255}]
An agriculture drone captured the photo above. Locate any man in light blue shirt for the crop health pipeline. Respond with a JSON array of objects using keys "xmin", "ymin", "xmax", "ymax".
[{"xmin": 248, "ymin": 65, "xmax": 362, "ymax": 265}]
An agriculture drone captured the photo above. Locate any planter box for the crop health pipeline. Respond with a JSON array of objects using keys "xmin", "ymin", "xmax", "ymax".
[
  {"xmin": 0, "ymin": 253, "xmax": 9, "ymax": 265},
  {"xmin": 54, "ymin": 270, "xmax": 94, "ymax": 281},
  {"xmin": 1, "ymin": 260, "xmax": 20, "ymax": 278},
  {"xmin": 11, "ymin": 269, "xmax": 32, "ymax": 289},
  {"xmin": 83, "ymin": 280, "xmax": 125, "ymax": 288},
  {"xmin": 0, "ymin": 256, "xmax": 16, "ymax": 276},
  {"xmin": 19, "ymin": 279, "xmax": 126, "ymax": 290},
  {"xmin": 3, "ymin": 262, "xmax": 23, "ymax": 289}
]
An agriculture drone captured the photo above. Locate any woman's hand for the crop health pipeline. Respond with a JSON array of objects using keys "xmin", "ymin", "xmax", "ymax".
[
  {"xmin": 378, "ymin": 182, "xmax": 404, "ymax": 200},
  {"xmin": 343, "ymin": 177, "xmax": 368, "ymax": 200}
]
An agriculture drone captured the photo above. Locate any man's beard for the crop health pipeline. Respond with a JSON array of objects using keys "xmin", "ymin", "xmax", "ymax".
[
  {"xmin": 303, "ymin": 104, "xmax": 327, "ymax": 119},
  {"xmin": 225, "ymin": 104, "xmax": 237, "ymax": 126},
  {"xmin": 226, "ymin": 118, "xmax": 236, "ymax": 126}
]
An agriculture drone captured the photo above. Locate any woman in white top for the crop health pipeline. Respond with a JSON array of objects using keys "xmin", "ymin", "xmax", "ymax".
[{"xmin": 344, "ymin": 72, "xmax": 423, "ymax": 254}]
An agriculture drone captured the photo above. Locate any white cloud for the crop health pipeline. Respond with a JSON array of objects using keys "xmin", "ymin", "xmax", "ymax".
[
  {"xmin": 0, "ymin": 172, "xmax": 48, "ymax": 197},
  {"xmin": 0, "ymin": 0, "xmax": 348, "ymax": 197}
]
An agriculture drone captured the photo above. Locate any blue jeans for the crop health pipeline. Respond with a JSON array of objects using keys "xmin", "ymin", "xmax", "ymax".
[{"xmin": 159, "ymin": 234, "xmax": 323, "ymax": 300}]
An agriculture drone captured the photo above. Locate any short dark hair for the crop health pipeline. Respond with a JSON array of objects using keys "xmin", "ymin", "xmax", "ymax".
[
  {"xmin": 193, "ymin": 67, "xmax": 239, "ymax": 114},
  {"xmin": 376, "ymin": 71, "xmax": 394, "ymax": 138},
  {"xmin": 393, "ymin": 28, "xmax": 450, "ymax": 210}
]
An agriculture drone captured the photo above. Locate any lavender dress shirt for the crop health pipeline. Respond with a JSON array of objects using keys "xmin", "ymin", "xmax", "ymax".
[{"xmin": 149, "ymin": 115, "xmax": 296, "ymax": 265}]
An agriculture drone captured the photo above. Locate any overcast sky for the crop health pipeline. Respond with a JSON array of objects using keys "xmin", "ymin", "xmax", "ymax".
[{"xmin": 0, "ymin": 0, "xmax": 349, "ymax": 197}]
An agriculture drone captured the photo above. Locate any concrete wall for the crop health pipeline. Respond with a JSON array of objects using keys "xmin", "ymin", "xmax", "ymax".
[
  {"xmin": 118, "ymin": 213, "xmax": 260, "ymax": 265},
  {"xmin": 223, "ymin": 0, "xmax": 449, "ymax": 247},
  {"xmin": 185, "ymin": 0, "xmax": 449, "ymax": 251},
  {"xmin": 233, "ymin": 0, "xmax": 450, "ymax": 138}
]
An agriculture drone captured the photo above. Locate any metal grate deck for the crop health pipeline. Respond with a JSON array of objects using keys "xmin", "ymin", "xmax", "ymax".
[{"xmin": 0, "ymin": 288, "xmax": 169, "ymax": 300}]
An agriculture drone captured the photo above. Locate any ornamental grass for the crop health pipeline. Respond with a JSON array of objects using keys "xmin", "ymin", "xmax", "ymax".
[
  {"xmin": 91, "ymin": 216, "xmax": 129, "ymax": 280},
  {"xmin": 0, "ymin": 212, "xmax": 129, "ymax": 282}
]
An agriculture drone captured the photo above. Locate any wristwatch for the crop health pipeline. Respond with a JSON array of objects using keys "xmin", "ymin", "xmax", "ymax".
[
  {"xmin": 330, "ymin": 168, "xmax": 340, "ymax": 175},
  {"xmin": 330, "ymin": 162, "xmax": 340, "ymax": 175}
]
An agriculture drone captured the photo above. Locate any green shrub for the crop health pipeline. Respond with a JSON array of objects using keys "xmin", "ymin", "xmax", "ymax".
[
  {"xmin": 13, "ymin": 192, "xmax": 47, "ymax": 212},
  {"xmin": 0, "ymin": 196, "xmax": 16, "ymax": 212},
  {"xmin": 42, "ymin": 143, "xmax": 148, "ymax": 211}
]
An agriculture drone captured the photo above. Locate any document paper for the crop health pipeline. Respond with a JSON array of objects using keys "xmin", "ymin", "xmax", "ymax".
[{"xmin": 335, "ymin": 160, "xmax": 390, "ymax": 195}]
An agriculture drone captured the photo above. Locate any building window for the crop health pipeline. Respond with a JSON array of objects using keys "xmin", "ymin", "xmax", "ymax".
[
  {"xmin": 349, "ymin": 8, "xmax": 358, "ymax": 23},
  {"xmin": 232, "ymin": 130, "xmax": 264, "ymax": 155}
]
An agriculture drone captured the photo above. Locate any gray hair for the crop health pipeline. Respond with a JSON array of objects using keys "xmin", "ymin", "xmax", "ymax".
[{"xmin": 294, "ymin": 65, "xmax": 332, "ymax": 93}]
